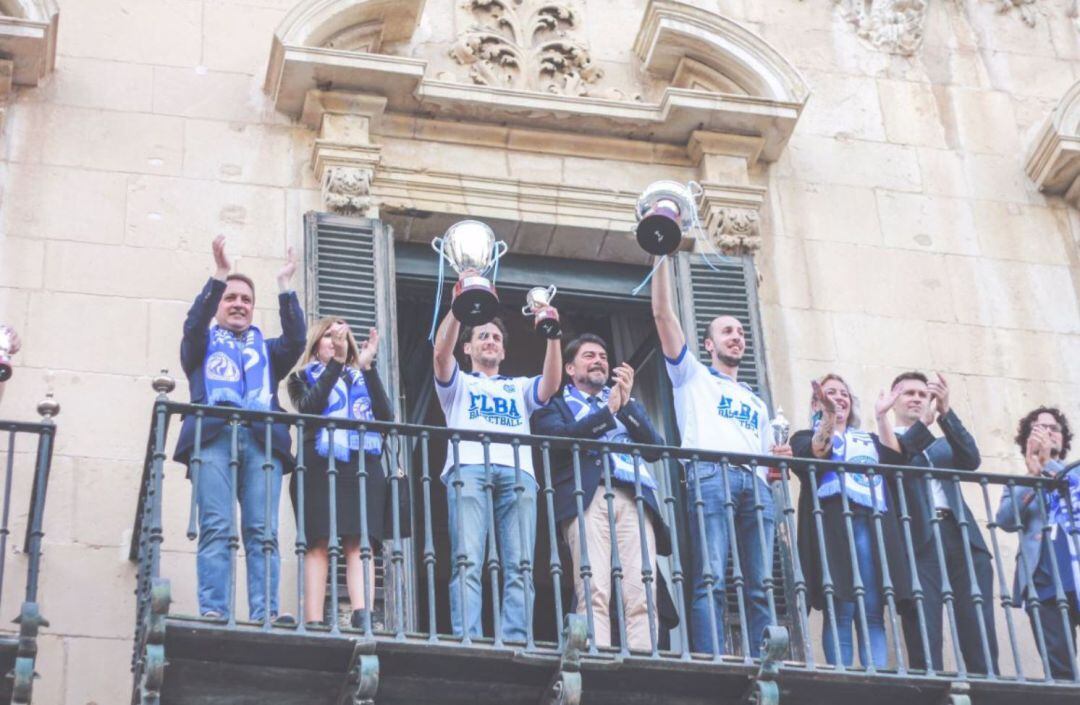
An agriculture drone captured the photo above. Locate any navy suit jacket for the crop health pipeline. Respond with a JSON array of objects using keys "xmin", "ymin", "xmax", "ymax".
[
  {"xmin": 897, "ymin": 410, "xmax": 988, "ymax": 555},
  {"xmin": 532, "ymin": 390, "xmax": 671, "ymax": 556},
  {"xmin": 173, "ymin": 277, "xmax": 306, "ymax": 469}
]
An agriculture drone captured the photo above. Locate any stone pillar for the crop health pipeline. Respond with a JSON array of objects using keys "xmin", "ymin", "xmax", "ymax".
[
  {"xmin": 687, "ymin": 131, "xmax": 767, "ymax": 256},
  {"xmin": 302, "ymin": 91, "xmax": 387, "ymax": 217}
]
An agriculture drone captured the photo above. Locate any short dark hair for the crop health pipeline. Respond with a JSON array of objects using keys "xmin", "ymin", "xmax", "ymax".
[
  {"xmin": 225, "ymin": 273, "xmax": 256, "ymax": 301},
  {"xmin": 891, "ymin": 371, "xmax": 929, "ymax": 389},
  {"xmin": 564, "ymin": 333, "xmax": 608, "ymax": 364},
  {"xmin": 1015, "ymin": 406, "xmax": 1073, "ymax": 460},
  {"xmin": 460, "ymin": 317, "xmax": 508, "ymax": 348}
]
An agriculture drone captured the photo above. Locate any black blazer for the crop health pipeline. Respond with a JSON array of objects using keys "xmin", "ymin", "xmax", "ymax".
[
  {"xmin": 896, "ymin": 410, "xmax": 988, "ymax": 555},
  {"xmin": 532, "ymin": 389, "xmax": 671, "ymax": 556}
]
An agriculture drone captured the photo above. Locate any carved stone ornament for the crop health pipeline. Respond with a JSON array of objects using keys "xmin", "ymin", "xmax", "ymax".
[
  {"xmin": 834, "ymin": 0, "xmax": 929, "ymax": 56},
  {"xmin": 713, "ymin": 207, "xmax": 762, "ymax": 256},
  {"xmin": 992, "ymin": 0, "xmax": 1039, "ymax": 27},
  {"xmin": 322, "ymin": 166, "xmax": 374, "ymax": 216},
  {"xmin": 449, "ymin": 0, "xmax": 605, "ymax": 96}
]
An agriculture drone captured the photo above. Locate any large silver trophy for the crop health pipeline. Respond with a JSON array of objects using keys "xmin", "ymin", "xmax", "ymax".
[
  {"xmin": 432, "ymin": 220, "xmax": 508, "ymax": 325},
  {"xmin": 634, "ymin": 180, "xmax": 699, "ymax": 256},
  {"xmin": 522, "ymin": 285, "xmax": 560, "ymax": 339},
  {"xmin": 0, "ymin": 327, "xmax": 13, "ymax": 382}
]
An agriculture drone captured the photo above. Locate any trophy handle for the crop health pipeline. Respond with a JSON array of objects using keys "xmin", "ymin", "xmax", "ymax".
[
  {"xmin": 492, "ymin": 240, "xmax": 509, "ymax": 262},
  {"xmin": 545, "ymin": 285, "xmax": 557, "ymax": 302},
  {"xmin": 431, "ymin": 236, "xmax": 455, "ymax": 268},
  {"xmin": 520, "ymin": 303, "xmax": 534, "ymax": 316},
  {"xmin": 687, "ymin": 180, "xmax": 704, "ymax": 204}
]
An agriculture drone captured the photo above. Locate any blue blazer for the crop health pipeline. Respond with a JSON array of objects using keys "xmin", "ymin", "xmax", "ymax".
[
  {"xmin": 173, "ymin": 278, "xmax": 306, "ymax": 469},
  {"xmin": 531, "ymin": 390, "xmax": 671, "ymax": 556}
]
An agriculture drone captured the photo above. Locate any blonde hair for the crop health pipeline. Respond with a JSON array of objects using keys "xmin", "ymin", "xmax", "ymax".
[
  {"xmin": 808, "ymin": 373, "xmax": 861, "ymax": 430},
  {"xmin": 297, "ymin": 317, "xmax": 361, "ymax": 370}
]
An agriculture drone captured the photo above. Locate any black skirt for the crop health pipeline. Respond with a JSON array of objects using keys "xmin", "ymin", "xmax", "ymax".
[{"xmin": 289, "ymin": 443, "xmax": 388, "ymax": 547}]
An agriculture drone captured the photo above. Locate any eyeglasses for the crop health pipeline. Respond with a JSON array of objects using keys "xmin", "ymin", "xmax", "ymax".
[{"xmin": 1032, "ymin": 423, "xmax": 1063, "ymax": 434}]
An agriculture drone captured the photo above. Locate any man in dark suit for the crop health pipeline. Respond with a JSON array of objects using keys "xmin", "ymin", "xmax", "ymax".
[
  {"xmin": 891, "ymin": 371, "xmax": 997, "ymax": 675},
  {"xmin": 532, "ymin": 333, "xmax": 670, "ymax": 651}
]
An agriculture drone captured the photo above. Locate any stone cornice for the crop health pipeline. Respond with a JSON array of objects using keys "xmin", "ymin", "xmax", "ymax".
[
  {"xmin": 0, "ymin": 9, "xmax": 58, "ymax": 86},
  {"xmin": 1026, "ymin": 79, "xmax": 1080, "ymax": 206}
]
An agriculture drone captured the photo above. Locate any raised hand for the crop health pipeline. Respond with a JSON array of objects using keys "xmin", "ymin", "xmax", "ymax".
[
  {"xmin": 928, "ymin": 372, "xmax": 950, "ymax": 416},
  {"xmin": 330, "ymin": 323, "xmax": 349, "ymax": 364},
  {"xmin": 812, "ymin": 379, "xmax": 836, "ymax": 416},
  {"xmin": 874, "ymin": 387, "xmax": 900, "ymax": 419},
  {"xmin": 356, "ymin": 327, "xmax": 379, "ymax": 371},
  {"xmin": 277, "ymin": 246, "xmax": 298, "ymax": 291},
  {"xmin": 212, "ymin": 234, "xmax": 231, "ymax": 280}
]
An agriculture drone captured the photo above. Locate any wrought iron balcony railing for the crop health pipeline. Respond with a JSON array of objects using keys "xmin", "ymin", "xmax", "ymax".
[
  {"xmin": 129, "ymin": 381, "xmax": 1080, "ymax": 705},
  {"xmin": 0, "ymin": 396, "xmax": 60, "ymax": 705}
]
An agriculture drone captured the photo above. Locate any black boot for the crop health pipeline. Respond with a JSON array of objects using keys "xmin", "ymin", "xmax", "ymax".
[{"xmin": 351, "ymin": 609, "xmax": 368, "ymax": 630}]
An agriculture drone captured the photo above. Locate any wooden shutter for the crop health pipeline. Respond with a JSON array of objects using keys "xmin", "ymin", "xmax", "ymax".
[
  {"xmin": 302, "ymin": 211, "xmax": 404, "ymax": 627},
  {"xmin": 671, "ymin": 252, "xmax": 802, "ymax": 656},
  {"xmin": 303, "ymin": 212, "xmax": 400, "ymax": 416}
]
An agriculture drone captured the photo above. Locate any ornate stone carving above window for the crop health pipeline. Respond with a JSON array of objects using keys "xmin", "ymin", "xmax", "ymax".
[
  {"xmin": 1026, "ymin": 79, "xmax": 1080, "ymax": 207},
  {"xmin": 448, "ymin": 0, "xmax": 604, "ymax": 97},
  {"xmin": 833, "ymin": 0, "xmax": 929, "ymax": 57}
]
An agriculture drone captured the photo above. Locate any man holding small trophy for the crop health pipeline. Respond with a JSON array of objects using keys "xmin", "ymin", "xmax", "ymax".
[
  {"xmin": 640, "ymin": 180, "xmax": 791, "ymax": 656},
  {"xmin": 431, "ymin": 220, "xmax": 563, "ymax": 642}
]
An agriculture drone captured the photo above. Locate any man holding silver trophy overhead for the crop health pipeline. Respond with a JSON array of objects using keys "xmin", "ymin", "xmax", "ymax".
[
  {"xmin": 641, "ymin": 181, "xmax": 792, "ymax": 656},
  {"xmin": 431, "ymin": 220, "xmax": 563, "ymax": 642}
]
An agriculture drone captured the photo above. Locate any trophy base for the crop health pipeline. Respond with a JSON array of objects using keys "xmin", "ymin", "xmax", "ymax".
[
  {"xmin": 535, "ymin": 309, "xmax": 561, "ymax": 340},
  {"xmin": 453, "ymin": 278, "xmax": 499, "ymax": 326},
  {"xmin": 636, "ymin": 213, "xmax": 683, "ymax": 256},
  {"xmin": 0, "ymin": 363, "xmax": 10, "ymax": 382}
]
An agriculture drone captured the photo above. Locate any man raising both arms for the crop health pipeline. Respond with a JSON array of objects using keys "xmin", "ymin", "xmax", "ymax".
[
  {"xmin": 432, "ymin": 279, "xmax": 562, "ymax": 643},
  {"xmin": 650, "ymin": 256, "xmax": 790, "ymax": 656}
]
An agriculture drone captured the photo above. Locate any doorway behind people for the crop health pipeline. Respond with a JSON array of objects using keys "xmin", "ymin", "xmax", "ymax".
[{"xmin": 392, "ymin": 242, "xmax": 684, "ymax": 649}]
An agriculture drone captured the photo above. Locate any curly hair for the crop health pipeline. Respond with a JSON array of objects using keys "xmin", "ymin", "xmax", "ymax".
[{"xmin": 1014, "ymin": 406, "xmax": 1072, "ymax": 460}]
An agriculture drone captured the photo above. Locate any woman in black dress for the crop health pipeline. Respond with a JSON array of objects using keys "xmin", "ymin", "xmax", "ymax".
[
  {"xmin": 288, "ymin": 318, "xmax": 393, "ymax": 628},
  {"xmin": 790, "ymin": 374, "xmax": 927, "ymax": 668}
]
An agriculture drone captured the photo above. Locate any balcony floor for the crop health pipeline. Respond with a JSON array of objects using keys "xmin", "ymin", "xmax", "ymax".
[{"xmin": 153, "ymin": 617, "xmax": 1080, "ymax": 705}]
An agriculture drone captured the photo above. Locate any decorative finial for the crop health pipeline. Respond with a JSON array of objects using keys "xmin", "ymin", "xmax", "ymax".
[
  {"xmin": 152, "ymin": 369, "xmax": 176, "ymax": 395},
  {"xmin": 37, "ymin": 392, "xmax": 60, "ymax": 420}
]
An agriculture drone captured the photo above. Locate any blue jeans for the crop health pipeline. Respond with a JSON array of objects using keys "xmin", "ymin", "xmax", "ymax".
[
  {"xmin": 445, "ymin": 463, "xmax": 537, "ymax": 642},
  {"xmin": 195, "ymin": 427, "xmax": 283, "ymax": 621},
  {"xmin": 822, "ymin": 513, "xmax": 887, "ymax": 668},
  {"xmin": 688, "ymin": 463, "xmax": 776, "ymax": 655}
]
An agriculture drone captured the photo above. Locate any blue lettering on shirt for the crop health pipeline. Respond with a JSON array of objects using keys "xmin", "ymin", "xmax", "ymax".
[
  {"xmin": 717, "ymin": 395, "xmax": 759, "ymax": 431},
  {"xmin": 468, "ymin": 392, "xmax": 523, "ymax": 427}
]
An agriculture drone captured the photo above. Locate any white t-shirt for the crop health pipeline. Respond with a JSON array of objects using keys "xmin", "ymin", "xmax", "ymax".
[
  {"xmin": 664, "ymin": 345, "xmax": 772, "ymax": 480},
  {"xmin": 435, "ymin": 362, "xmax": 546, "ymax": 479}
]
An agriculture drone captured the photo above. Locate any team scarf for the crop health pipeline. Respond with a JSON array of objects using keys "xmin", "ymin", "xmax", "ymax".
[
  {"xmin": 815, "ymin": 423, "xmax": 887, "ymax": 512},
  {"xmin": 1047, "ymin": 467, "xmax": 1080, "ymax": 606},
  {"xmin": 306, "ymin": 362, "xmax": 383, "ymax": 462},
  {"xmin": 204, "ymin": 324, "xmax": 272, "ymax": 411},
  {"xmin": 563, "ymin": 385, "xmax": 656, "ymax": 490}
]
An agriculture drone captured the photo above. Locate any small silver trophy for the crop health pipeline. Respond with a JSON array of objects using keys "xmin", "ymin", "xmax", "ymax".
[
  {"xmin": 771, "ymin": 406, "xmax": 790, "ymax": 447},
  {"xmin": 431, "ymin": 220, "xmax": 508, "ymax": 325},
  {"xmin": 0, "ymin": 326, "xmax": 14, "ymax": 382},
  {"xmin": 521, "ymin": 285, "xmax": 560, "ymax": 339},
  {"xmin": 634, "ymin": 180, "xmax": 700, "ymax": 256}
]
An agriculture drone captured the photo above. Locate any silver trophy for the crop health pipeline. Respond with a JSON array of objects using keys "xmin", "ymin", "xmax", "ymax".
[
  {"xmin": 431, "ymin": 220, "xmax": 508, "ymax": 325},
  {"xmin": 634, "ymin": 180, "xmax": 699, "ymax": 256},
  {"xmin": 521, "ymin": 285, "xmax": 560, "ymax": 339},
  {"xmin": 771, "ymin": 406, "xmax": 790, "ymax": 447},
  {"xmin": 0, "ymin": 326, "xmax": 14, "ymax": 382}
]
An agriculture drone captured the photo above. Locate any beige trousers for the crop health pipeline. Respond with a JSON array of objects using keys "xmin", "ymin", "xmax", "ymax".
[{"xmin": 565, "ymin": 485, "xmax": 658, "ymax": 651}]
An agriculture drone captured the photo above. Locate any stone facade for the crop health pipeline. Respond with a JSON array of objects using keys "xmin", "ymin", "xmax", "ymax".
[{"xmin": 0, "ymin": 0, "xmax": 1078, "ymax": 701}]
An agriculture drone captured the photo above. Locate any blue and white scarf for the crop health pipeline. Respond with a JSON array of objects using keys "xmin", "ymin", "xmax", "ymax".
[
  {"xmin": 1048, "ymin": 468, "xmax": 1080, "ymax": 606},
  {"xmin": 564, "ymin": 385, "xmax": 656, "ymax": 490},
  {"xmin": 306, "ymin": 362, "xmax": 382, "ymax": 462},
  {"xmin": 816, "ymin": 425, "xmax": 887, "ymax": 512},
  {"xmin": 204, "ymin": 324, "xmax": 272, "ymax": 411}
]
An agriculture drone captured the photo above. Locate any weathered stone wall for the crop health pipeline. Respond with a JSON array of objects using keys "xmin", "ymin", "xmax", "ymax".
[{"xmin": 0, "ymin": 0, "xmax": 1076, "ymax": 700}]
